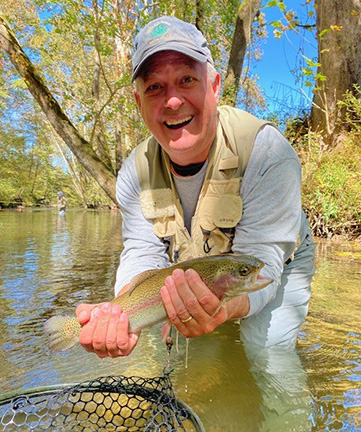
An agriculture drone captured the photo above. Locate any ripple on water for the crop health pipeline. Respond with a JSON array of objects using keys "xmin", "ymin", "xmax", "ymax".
[
  {"xmin": 298, "ymin": 242, "xmax": 361, "ymax": 431},
  {"xmin": 0, "ymin": 215, "xmax": 360, "ymax": 431}
]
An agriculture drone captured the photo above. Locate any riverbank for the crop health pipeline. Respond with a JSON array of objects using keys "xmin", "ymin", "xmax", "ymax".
[
  {"xmin": 285, "ymin": 126, "xmax": 361, "ymax": 241},
  {"xmin": 0, "ymin": 202, "xmax": 116, "ymax": 211},
  {"xmin": 1, "ymin": 206, "xmax": 360, "ymax": 243}
]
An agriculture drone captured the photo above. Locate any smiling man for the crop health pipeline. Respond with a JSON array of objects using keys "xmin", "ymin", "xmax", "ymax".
[
  {"xmin": 76, "ymin": 16, "xmax": 315, "ymax": 359},
  {"xmin": 133, "ymin": 50, "xmax": 220, "ymax": 165}
]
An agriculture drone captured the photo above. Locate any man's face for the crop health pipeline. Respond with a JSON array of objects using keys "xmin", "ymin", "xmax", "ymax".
[{"xmin": 134, "ymin": 51, "xmax": 220, "ymax": 165}]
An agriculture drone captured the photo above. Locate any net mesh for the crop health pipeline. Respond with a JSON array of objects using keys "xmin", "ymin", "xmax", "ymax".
[{"xmin": 0, "ymin": 373, "xmax": 204, "ymax": 431}]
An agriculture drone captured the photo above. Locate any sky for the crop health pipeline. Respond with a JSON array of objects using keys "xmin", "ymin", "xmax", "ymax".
[{"xmin": 251, "ymin": 0, "xmax": 318, "ymax": 117}]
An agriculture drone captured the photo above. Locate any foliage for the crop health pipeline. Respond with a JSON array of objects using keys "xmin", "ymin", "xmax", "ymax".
[
  {"xmin": 284, "ymin": 114, "xmax": 361, "ymax": 239},
  {"xmin": 265, "ymin": 0, "xmax": 317, "ymax": 87},
  {"xmin": 301, "ymin": 55, "xmax": 326, "ymax": 91},
  {"xmin": 265, "ymin": 0, "xmax": 315, "ymax": 35},
  {"xmin": 284, "ymin": 111, "xmax": 310, "ymax": 146},
  {"xmin": 1, "ymin": 0, "xmax": 360, "ymax": 238},
  {"xmin": 1, "ymin": 0, "xmax": 267, "ymax": 207},
  {"xmin": 337, "ymin": 84, "xmax": 361, "ymax": 133},
  {"xmin": 0, "ymin": 122, "xmax": 73, "ymax": 207},
  {"xmin": 236, "ymin": 10, "xmax": 267, "ymax": 114},
  {"xmin": 237, "ymin": 75, "xmax": 266, "ymax": 116}
]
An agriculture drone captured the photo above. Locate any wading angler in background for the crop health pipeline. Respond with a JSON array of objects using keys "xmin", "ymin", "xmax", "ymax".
[
  {"xmin": 57, "ymin": 190, "xmax": 67, "ymax": 216},
  {"xmin": 75, "ymin": 16, "xmax": 315, "ymax": 358}
]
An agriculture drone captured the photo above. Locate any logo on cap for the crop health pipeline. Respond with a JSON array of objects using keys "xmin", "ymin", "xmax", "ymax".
[{"xmin": 150, "ymin": 23, "xmax": 169, "ymax": 38}]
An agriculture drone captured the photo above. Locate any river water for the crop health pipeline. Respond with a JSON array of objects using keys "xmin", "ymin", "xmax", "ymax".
[{"xmin": 0, "ymin": 209, "xmax": 360, "ymax": 431}]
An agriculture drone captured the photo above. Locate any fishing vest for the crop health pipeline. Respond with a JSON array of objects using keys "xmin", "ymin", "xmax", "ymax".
[{"xmin": 135, "ymin": 105, "xmax": 269, "ymax": 263}]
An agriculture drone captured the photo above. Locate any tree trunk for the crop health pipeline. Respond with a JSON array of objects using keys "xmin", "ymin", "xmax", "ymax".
[
  {"xmin": 312, "ymin": 0, "xmax": 361, "ymax": 145},
  {"xmin": 222, "ymin": 0, "xmax": 262, "ymax": 107},
  {"xmin": 195, "ymin": 0, "xmax": 205, "ymax": 31},
  {"xmin": 0, "ymin": 14, "xmax": 117, "ymax": 204},
  {"xmin": 91, "ymin": 0, "xmax": 115, "ymax": 173},
  {"xmin": 111, "ymin": 0, "xmax": 135, "ymax": 172}
]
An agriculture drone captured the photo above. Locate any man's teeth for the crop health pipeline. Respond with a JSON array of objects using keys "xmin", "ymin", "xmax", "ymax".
[{"xmin": 165, "ymin": 116, "xmax": 192, "ymax": 126}]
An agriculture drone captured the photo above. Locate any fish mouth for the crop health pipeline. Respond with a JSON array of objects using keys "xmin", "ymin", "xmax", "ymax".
[
  {"xmin": 164, "ymin": 116, "xmax": 193, "ymax": 129},
  {"xmin": 250, "ymin": 273, "xmax": 273, "ymax": 291}
]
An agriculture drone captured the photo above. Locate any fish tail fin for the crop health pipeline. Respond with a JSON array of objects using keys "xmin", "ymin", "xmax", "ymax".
[{"xmin": 44, "ymin": 316, "xmax": 81, "ymax": 352}]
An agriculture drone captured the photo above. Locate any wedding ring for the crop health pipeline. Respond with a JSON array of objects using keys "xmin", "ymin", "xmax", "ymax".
[{"xmin": 181, "ymin": 315, "xmax": 193, "ymax": 324}]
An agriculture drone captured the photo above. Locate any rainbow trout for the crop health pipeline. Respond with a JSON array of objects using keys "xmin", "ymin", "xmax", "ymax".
[{"xmin": 44, "ymin": 254, "xmax": 272, "ymax": 352}]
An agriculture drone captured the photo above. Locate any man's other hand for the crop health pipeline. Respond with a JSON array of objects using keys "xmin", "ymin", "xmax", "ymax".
[{"xmin": 76, "ymin": 302, "xmax": 140, "ymax": 358}]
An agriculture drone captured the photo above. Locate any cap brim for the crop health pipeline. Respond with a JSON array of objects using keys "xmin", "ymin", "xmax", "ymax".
[{"xmin": 131, "ymin": 43, "xmax": 209, "ymax": 82}]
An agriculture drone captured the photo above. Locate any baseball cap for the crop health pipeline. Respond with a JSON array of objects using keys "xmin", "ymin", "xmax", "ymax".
[{"xmin": 132, "ymin": 16, "xmax": 214, "ymax": 82}]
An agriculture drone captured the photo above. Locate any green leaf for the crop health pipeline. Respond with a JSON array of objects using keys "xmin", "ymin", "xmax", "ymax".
[
  {"xmin": 302, "ymin": 68, "xmax": 314, "ymax": 77},
  {"xmin": 0, "ymin": 88, "xmax": 9, "ymax": 99},
  {"xmin": 303, "ymin": 56, "xmax": 321, "ymax": 68},
  {"xmin": 270, "ymin": 20, "xmax": 283, "ymax": 29},
  {"xmin": 315, "ymin": 73, "xmax": 327, "ymax": 82},
  {"xmin": 11, "ymin": 79, "xmax": 28, "ymax": 90},
  {"xmin": 266, "ymin": 0, "xmax": 279, "ymax": 7},
  {"xmin": 319, "ymin": 29, "xmax": 330, "ymax": 38}
]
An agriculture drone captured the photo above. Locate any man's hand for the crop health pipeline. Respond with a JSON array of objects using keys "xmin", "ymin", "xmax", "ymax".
[
  {"xmin": 76, "ymin": 302, "xmax": 140, "ymax": 358},
  {"xmin": 160, "ymin": 268, "xmax": 228, "ymax": 338}
]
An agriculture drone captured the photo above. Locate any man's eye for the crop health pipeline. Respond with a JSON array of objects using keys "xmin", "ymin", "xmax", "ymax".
[
  {"xmin": 146, "ymin": 84, "xmax": 161, "ymax": 92},
  {"xmin": 182, "ymin": 76, "xmax": 194, "ymax": 84}
]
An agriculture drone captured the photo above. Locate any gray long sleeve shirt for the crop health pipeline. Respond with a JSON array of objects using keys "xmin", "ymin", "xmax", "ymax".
[{"xmin": 114, "ymin": 125, "xmax": 309, "ymax": 317}]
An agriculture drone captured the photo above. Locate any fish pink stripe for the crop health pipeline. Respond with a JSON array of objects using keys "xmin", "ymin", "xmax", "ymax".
[{"xmin": 127, "ymin": 294, "xmax": 163, "ymax": 316}]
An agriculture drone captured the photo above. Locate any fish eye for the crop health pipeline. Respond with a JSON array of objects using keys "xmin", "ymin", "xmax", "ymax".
[{"xmin": 239, "ymin": 267, "xmax": 251, "ymax": 276}]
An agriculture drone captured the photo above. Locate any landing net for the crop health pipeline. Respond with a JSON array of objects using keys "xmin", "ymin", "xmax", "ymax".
[{"xmin": 0, "ymin": 373, "xmax": 205, "ymax": 431}]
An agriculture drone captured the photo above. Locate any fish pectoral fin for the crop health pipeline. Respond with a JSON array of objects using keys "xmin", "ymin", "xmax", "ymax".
[
  {"xmin": 161, "ymin": 320, "xmax": 172, "ymax": 341},
  {"xmin": 212, "ymin": 299, "xmax": 226, "ymax": 317},
  {"xmin": 128, "ymin": 268, "xmax": 160, "ymax": 295},
  {"xmin": 212, "ymin": 294, "xmax": 242, "ymax": 318}
]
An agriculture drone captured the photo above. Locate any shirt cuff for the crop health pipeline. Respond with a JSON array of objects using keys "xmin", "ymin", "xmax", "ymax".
[{"xmin": 245, "ymin": 277, "xmax": 278, "ymax": 318}]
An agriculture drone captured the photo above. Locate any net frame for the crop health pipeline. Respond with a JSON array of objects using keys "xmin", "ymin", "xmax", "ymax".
[{"xmin": 0, "ymin": 373, "xmax": 205, "ymax": 432}]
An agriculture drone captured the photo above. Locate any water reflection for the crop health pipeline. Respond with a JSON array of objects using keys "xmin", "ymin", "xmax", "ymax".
[
  {"xmin": 244, "ymin": 343, "xmax": 314, "ymax": 432},
  {"xmin": 298, "ymin": 240, "xmax": 361, "ymax": 431},
  {"xmin": 0, "ymin": 211, "xmax": 360, "ymax": 431}
]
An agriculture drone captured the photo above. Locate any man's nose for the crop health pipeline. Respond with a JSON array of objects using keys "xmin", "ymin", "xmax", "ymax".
[{"xmin": 164, "ymin": 86, "xmax": 184, "ymax": 110}]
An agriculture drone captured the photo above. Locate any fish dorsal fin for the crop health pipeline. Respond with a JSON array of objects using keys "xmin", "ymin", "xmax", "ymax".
[{"xmin": 128, "ymin": 268, "xmax": 160, "ymax": 295}]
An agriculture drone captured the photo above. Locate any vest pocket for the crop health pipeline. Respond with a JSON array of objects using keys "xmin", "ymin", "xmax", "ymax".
[
  {"xmin": 199, "ymin": 194, "xmax": 243, "ymax": 254},
  {"xmin": 153, "ymin": 217, "xmax": 176, "ymax": 238},
  {"xmin": 139, "ymin": 189, "xmax": 175, "ymax": 219},
  {"xmin": 200, "ymin": 194, "xmax": 243, "ymax": 230},
  {"xmin": 139, "ymin": 188, "xmax": 177, "ymax": 238}
]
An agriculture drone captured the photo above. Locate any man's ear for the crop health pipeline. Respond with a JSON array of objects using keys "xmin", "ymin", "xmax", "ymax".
[
  {"xmin": 213, "ymin": 73, "xmax": 221, "ymax": 103},
  {"xmin": 133, "ymin": 89, "xmax": 141, "ymax": 109}
]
